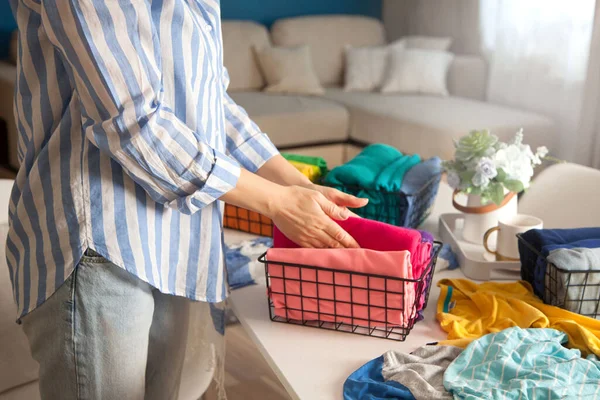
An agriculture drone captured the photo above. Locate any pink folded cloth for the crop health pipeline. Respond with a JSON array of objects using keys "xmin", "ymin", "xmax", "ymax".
[
  {"xmin": 266, "ymin": 248, "xmax": 416, "ymax": 327},
  {"xmin": 273, "ymin": 217, "xmax": 432, "ymax": 278}
]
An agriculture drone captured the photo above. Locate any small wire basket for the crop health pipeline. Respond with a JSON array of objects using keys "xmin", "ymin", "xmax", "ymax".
[
  {"xmin": 223, "ymin": 204, "xmax": 273, "ymax": 237},
  {"xmin": 517, "ymin": 234, "xmax": 600, "ymax": 319},
  {"xmin": 260, "ymin": 243, "xmax": 442, "ymax": 341},
  {"xmin": 325, "ymin": 174, "xmax": 442, "ymax": 228}
]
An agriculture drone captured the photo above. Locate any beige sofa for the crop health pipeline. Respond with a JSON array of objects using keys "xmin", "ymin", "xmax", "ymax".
[
  {"xmin": 0, "ymin": 15, "xmax": 555, "ymax": 171},
  {"xmin": 222, "ymin": 15, "xmax": 556, "ymax": 166}
]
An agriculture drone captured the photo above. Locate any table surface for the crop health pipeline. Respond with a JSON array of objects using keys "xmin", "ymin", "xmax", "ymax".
[{"xmin": 226, "ymin": 183, "xmax": 464, "ymax": 400}]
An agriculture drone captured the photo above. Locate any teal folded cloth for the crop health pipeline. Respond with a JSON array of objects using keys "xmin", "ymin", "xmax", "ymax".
[
  {"xmin": 444, "ymin": 327, "xmax": 600, "ymax": 399},
  {"xmin": 324, "ymin": 144, "xmax": 421, "ymax": 192},
  {"xmin": 324, "ymin": 144, "xmax": 422, "ymax": 226}
]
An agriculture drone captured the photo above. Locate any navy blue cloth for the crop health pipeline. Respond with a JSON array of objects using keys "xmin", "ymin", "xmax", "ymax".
[
  {"xmin": 519, "ymin": 228, "xmax": 600, "ymax": 298},
  {"xmin": 343, "ymin": 356, "xmax": 415, "ymax": 400}
]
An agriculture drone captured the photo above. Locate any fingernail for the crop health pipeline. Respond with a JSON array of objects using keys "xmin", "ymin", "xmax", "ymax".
[{"xmin": 340, "ymin": 209, "xmax": 349, "ymax": 219}]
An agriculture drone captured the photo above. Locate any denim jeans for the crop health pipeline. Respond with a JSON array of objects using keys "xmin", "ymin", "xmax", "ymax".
[{"xmin": 21, "ymin": 250, "xmax": 193, "ymax": 400}]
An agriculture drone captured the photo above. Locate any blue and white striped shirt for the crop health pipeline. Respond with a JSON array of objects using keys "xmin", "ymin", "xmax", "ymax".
[{"xmin": 7, "ymin": 0, "xmax": 278, "ymax": 319}]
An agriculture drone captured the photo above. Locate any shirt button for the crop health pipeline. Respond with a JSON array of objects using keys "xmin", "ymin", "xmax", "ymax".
[{"xmin": 204, "ymin": 23, "xmax": 213, "ymax": 32}]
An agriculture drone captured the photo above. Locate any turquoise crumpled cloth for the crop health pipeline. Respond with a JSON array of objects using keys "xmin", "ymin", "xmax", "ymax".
[{"xmin": 444, "ymin": 327, "xmax": 600, "ymax": 399}]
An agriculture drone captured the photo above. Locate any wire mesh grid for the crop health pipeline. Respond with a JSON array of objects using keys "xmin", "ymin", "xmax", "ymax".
[
  {"xmin": 325, "ymin": 174, "xmax": 442, "ymax": 228},
  {"xmin": 260, "ymin": 243, "xmax": 442, "ymax": 341},
  {"xmin": 517, "ymin": 234, "xmax": 600, "ymax": 319},
  {"xmin": 224, "ymin": 204, "xmax": 273, "ymax": 237}
]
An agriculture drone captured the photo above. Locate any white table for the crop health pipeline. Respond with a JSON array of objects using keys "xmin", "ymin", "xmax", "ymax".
[{"xmin": 226, "ymin": 183, "xmax": 464, "ymax": 400}]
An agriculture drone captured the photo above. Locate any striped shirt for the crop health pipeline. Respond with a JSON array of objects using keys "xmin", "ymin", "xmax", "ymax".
[{"xmin": 7, "ymin": 0, "xmax": 278, "ymax": 319}]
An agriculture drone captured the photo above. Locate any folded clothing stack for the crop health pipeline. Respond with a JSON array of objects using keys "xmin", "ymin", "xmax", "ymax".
[
  {"xmin": 323, "ymin": 144, "xmax": 441, "ymax": 227},
  {"xmin": 519, "ymin": 227, "xmax": 600, "ymax": 317},
  {"xmin": 267, "ymin": 217, "xmax": 434, "ymax": 327}
]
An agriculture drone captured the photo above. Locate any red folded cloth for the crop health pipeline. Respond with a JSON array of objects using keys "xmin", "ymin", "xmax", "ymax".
[{"xmin": 273, "ymin": 217, "xmax": 432, "ymax": 274}]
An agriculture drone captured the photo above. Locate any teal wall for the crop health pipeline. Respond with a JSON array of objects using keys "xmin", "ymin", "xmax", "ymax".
[
  {"xmin": 221, "ymin": 0, "xmax": 382, "ymax": 26},
  {"xmin": 0, "ymin": 2, "xmax": 16, "ymax": 59},
  {"xmin": 0, "ymin": 1, "xmax": 382, "ymax": 58}
]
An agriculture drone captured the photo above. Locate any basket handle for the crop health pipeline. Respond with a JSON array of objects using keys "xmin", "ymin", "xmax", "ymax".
[{"xmin": 452, "ymin": 190, "xmax": 516, "ymax": 214}]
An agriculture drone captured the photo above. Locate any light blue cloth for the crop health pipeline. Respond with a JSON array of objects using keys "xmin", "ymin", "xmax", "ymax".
[
  {"xmin": 225, "ymin": 237, "xmax": 272, "ymax": 290},
  {"xmin": 444, "ymin": 327, "xmax": 600, "ymax": 399},
  {"xmin": 8, "ymin": 0, "xmax": 279, "ymax": 319}
]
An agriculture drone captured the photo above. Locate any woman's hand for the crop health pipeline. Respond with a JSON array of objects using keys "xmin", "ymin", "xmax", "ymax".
[
  {"xmin": 266, "ymin": 185, "xmax": 361, "ymax": 248},
  {"xmin": 307, "ymin": 184, "xmax": 368, "ymax": 215}
]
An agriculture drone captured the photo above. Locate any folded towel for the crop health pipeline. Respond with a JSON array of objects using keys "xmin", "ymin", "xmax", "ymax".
[
  {"xmin": 287, "ymin": 160, "xmax": 322, "ymax": 183},
  {"xmin": 266, "ymin": 248, "xmax": 415, "ymax": 326},
  {"xmin": 399, "ymin": 157, "xmax": 442, "ymax": 227},
  {"xmin": 324, "ymin": 144, "xmax": 421, "ymax": 192},
  {"xmin": 519, "ymin": 228, "xmax": 600, "ymax": 298},
  {"xmin": 546, "ymin": 243, "xmax": 600, "ymax": 317},
  {"xmin": 281, "ymin": 153, "xmax": 328, "ymax": 176}
]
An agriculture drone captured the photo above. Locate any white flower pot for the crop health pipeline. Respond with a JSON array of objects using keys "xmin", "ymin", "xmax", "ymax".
[{"xmin": 453, "ymin": 192, "xmax": 518, "ymax": 245}]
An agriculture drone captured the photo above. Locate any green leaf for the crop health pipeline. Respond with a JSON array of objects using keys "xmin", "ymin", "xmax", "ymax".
[
  {"xmin": 459, "ymin": 170, "xmax": 475, "ymax": 182},
  {"xmin": 496, "ymin": 168, "xmax": 507, "ymax": 182},
  {"xmin": 490, "ymin": 182, "xmax": 505, "ymax": 205},
  {"xmin": 504, "ymin": 179, "xmax": 525, "ymax": 193}
]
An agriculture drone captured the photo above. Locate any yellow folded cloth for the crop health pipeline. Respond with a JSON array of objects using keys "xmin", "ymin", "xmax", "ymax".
[
  {"xmin": 436, "ymin": 279, "xmax": 600, "ymax": 357},
  {"xmin": 289, "ymin": 160, "xmax": 321, "ymax": 183}
]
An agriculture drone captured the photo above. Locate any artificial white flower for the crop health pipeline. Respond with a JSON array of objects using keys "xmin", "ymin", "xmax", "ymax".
[
  {"xmin": 494, "ymin": 144, "xmax": 534, "ymax": 186},
  {"xmin": 472, "ymin": 172, "xmax": 490, "ymax": 188},
  {"xmin": 476, "ymin": 157, "xmax": 497, "ymax": 180},
  {"xmin": 447, "ymin": 171, "xmax": 461, "ymax": 189},
  {"xmin": 537, "ymin": 146, "xmax": 549, "ymax": 158}
]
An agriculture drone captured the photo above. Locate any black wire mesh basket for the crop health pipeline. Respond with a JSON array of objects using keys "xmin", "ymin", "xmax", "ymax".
[
  {"xmin": 259, "ymin": 243, "xmax": 442, "ymax": 341},
  {"xmin": 325, "ymin": 174, "xmax": 442, "ymax": 228},
  {"xmin": 517, "ymin": 234, "xmax": 600, "ymax": 319},
  {"xmin": 224, "ymin": 204, "xmax": 273, "ymax": 237}
]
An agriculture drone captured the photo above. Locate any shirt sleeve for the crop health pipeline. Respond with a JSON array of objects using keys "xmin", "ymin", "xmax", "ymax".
[
  {"xmin": 222, "ymin": 68, "xmax": 279, "ymax": 173},
  {"xmin": 40, "ymin": 0, "xmax": 240, "ymax": 215}
]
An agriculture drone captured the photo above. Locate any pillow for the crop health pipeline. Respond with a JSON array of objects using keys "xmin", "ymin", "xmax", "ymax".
[
  {"xmin": 254, "ymin": 45, "xmax": 325, "ymax": 95},
  {"xmin": 392, "ymin": 36, "xmax": 453, "ymax": 51},
  {"xmin": 381, "ymin": 48, "xmax": 454, "ymax": 96},
  {"xmin": 344, "ymin": 44, "xmax": 393, "ymax": 92}
]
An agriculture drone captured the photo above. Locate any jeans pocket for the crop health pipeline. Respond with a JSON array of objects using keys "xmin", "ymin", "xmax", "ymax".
[{"xmin": 81, "ymin": 248, "xmax": 110, "ymax": 264}]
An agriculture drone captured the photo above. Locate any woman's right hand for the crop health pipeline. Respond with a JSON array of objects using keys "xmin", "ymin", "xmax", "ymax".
[{"xmin": 267, "ymin": 185, "xmax": 360, "ymax": 249}]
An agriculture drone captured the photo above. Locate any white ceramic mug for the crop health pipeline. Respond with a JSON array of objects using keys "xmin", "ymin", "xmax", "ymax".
[{"xmin": 483, "ymin": 214, "xmax": 543, "ymax": 261}]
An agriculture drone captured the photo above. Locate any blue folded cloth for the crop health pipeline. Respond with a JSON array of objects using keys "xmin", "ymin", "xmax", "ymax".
[
  {"xmin": 399, "ymin": 157, "xmax": 442, "ymax": 226},
  {"xmin": 519, "ymin": 228, "xmax": 600, "ymax": 298}
]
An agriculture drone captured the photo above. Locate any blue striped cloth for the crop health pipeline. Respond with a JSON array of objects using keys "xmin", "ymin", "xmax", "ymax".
[{"xmin": 7, "ymin": 0, "xmax": 278, "ymax": 319}]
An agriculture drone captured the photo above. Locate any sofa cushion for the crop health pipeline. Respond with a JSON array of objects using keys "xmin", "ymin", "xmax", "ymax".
[
  {"xmin": 254, "ymin": 45, "xmax": 324, "ymax": 95},
  {"xmin": 229, "ymin": 92, "xmax": 349, "ymax": 148},
  {"xmin": 323, "ymin": 89, "xmax": 556, "ymax": 160},
  {"xmin": 271, "ymin": 16, "xmax": 385, "ymax": 87},
  {"xmin": 222, "ymin": 21, "xmax": 270, "ymax": 91}
]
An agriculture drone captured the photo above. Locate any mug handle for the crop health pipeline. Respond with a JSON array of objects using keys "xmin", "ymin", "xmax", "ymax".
[{"xmin": 483, "ymin": 226, "xmax": 500, "ymax": 254}]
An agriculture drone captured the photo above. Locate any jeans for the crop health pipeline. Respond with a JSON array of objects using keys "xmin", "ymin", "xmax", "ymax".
[{"xmin": 21, "ymin": 250, "xmax": 192, "ymax": 400}]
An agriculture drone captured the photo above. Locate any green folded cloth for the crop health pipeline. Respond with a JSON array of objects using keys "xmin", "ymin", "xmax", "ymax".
[
  {"xmin": 281, "ymin": 153, "xmax": 328, "ymax": 176},
  {"xmin": 323, "ymin": 144, "xmax": 422, "ymax": 226},
  {"xmin": 324, "ymin": 144, "xmax": 421, "ymax": 191}
]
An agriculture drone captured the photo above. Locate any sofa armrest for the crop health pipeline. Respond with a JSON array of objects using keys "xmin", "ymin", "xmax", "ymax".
[
  {"xmin": 0, "ymin": 61, "xmax": 18, "ymax": 170},
  {"xmin": 447, "ymin": 55, "xmax": 487, "ymax": 101}
]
